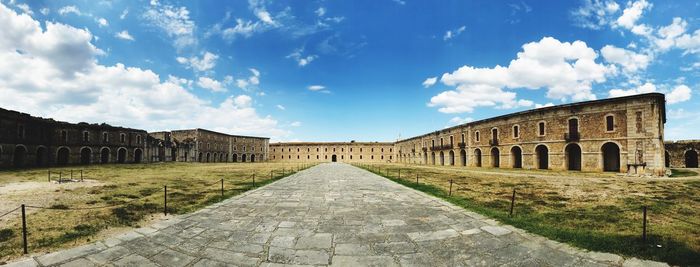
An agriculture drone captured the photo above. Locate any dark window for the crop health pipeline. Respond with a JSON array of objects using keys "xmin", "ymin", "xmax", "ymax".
[
  {"xmin": 538, "ymin": 122, "xmax": 546, "ymax": 136},
  {"xmin": 475, "ymin": 132, "xmax": 480, "ymax": 142},
  {"xmin": 136, "ymin": 135, "xmax": 141, "ymax": 144},
  {"xmin": 450, "ymin": 136, "xmax": 453, "ymax": 145},
  {"xmin": 103, "ymin": 132, "xmax": 108, "ymax": 143},
  {"xmin": 492, "ymin": 128, "xmax": 498, "ymax": 141},
  {"xmin": 513, "ymin": 126, "xmax": 519, "ymax": 138},
  {"xmin": 569, "ymin": 118, "xmax": 579, "ymax": 134},
  {"xmin": 461, "ymin": 134, "xmax": 465, "ymax": 143},
  {"xmin": 62, "ymin": 130, "xmax": 68, "ymax": 143},
  {"xmin": 120, "ymin": 133, "xmax": 126, "ymax": 143},
  {"xmin": 83, "ymin": 131, "xmax": 89, "ymax": 142},
  {"xmin": 18, "ymin": 125, "xmax": 25, "ymax": 139},
  {"xmin": 606, "ymin": 116, "xmax": 614, "ymax": 131}
]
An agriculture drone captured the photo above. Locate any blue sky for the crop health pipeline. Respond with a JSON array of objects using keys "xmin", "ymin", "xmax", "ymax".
[{"xmin": 0, "ymin": 0, "xmax": 698, "ymax": 142}]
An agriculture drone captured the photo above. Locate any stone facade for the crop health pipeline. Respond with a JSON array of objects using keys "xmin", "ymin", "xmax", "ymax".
[
  {"xmin": 269, "ymin": 142, "xmax": 394, "ymax": 163},
  {"xmin": 168, "ymin": 129, "xmax": 270, "ymax": 163},
  {"xmin": 664, "ymin": 140, "xmax": 699, "ymax": 168},
  {"xmin": 395, "ymin": 93, "xmax": 667, "ymax": 175},
  {"xmin": 0, "ymin": 108, "xmax": 148, "ymax": 168}
]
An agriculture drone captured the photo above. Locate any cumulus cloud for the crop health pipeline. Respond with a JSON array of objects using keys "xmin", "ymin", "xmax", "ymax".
[
  {"xmin": 570, "ymin": 0, "xmax": 620, "ymax": 29},
  {"xmin": 422, "ymin": 77, "xmax": 437, "ymax": 88},
  {"xmin": 609, "ymin": 82, "xmax": 657, "ymax": 97},
  {"xmin": 608, "ymin": 83, "xmax": 691, "ymax": 104},
  {"xmin": 287, "ymin": 48, "xmax": 317, "ymax": 67},
  {"xmin": 448, "ymin": 116, "xmax": 473, "ymax": 125},
  {"xmin": 236, "ymin": 68, "xmax": 261, "ymax": 91},
  {"xmin": 58, "ymin": 5, "xmax": 81, "ymax": 16},
  {"xmin": 600, "ymin": 45, "xmax": 650, "ymax": 73},
  {"xmin": 290, "ymin": 121, "xmax": 301, "ymax": 127},
  {"xmin": 97, "ymin": 17, "xmax": 108, "ymax": 27},
  {"xmin": 308, "ymin": 85, "xmax": 325, "ymax": 91},
  {"xmin": 196, "ymin": 77, "xmax": 226, "ymax": 92},
  {"xmin": 143, "ymin": 2, "xmax": 196, "ymax": 50},
  {"xmin": 615, "ymin": 0, "xmax": 651, "ymax": 31},
  {"xmin": 315, "ymin": 7, "xmax": 326, "ymax": 17},
  {"xmin": 176, "ymin": 51, "xmax": 218, "ymax": 72},
  {"xmin": 429, "ymin": 37, "xmax": 610, "ymax": 113},
  {"xmin": 0, "ymin": 3, "xmax": 288, "ymax": 138},
  {"xmin": 276, "ymin": 104, "xmax": 285, "ymax": 110},
  {"xmin": 115, "ymin": 30, "xmax": 134, "ymax": 41},
  {"xmin": 666, "ymin": 85, "xmax": 691, "ymax": 104}
]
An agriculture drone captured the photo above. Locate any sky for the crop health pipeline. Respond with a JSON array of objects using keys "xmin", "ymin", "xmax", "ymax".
[{"xmin": 0, "ymin": 0, "xmax": 698, "ymax": 142}]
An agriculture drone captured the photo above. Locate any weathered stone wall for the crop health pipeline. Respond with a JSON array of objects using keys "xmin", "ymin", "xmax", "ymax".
[
  {"xmin": 169, "ymin": 129, "xmax": 269, "ymax": 163},
  {"xmin": 395, "ymin": 93, "xmax": 667, "ymax": 175},
  {"xmin": 269, "ymin": 142, "xmax": 394, "ymax": 163},
  {"xmin": 664, "ymin": 140, "xmax": 700, "ymax": 168}
]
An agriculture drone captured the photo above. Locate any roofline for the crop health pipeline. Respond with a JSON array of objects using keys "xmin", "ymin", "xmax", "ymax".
[
  {"xmin": 397, "ymin": 93, "xmax": 666, "ymax": 143},
  {"xmin": 195, "ymin": 128, "xmax": 270, "ymax": 140},
  {"xmin": 271, "ymin": 141, "xmax": 394, "ymax": 146},
  {"xmin": 0, "ymin": 107, "xmax": 147, "ymax": 132}
]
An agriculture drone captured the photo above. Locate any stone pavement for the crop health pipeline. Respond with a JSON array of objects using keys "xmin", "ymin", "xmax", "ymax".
[{"xmin": 5, "ymin": 163, "xmax": 666, "ymax": 267}]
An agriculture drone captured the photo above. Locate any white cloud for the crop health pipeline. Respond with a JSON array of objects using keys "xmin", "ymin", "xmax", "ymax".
[
  {"xmin": 308, "ymin": 85, "xmax": 325, "ymax": 91},
  {"xmin": 276, "ymin": 104, "xmax": 285, "ymax": 110},
  {"xmin": 535, "ymin": 103, "xmax": 555, "ymax": 108},
  {"xmin": 115, "ymin": 30, "xmax": 135, "ymax": 41},
  {"xmin": 290, "ymin": 121, "xmax": 301, "ymax": 127},
  {"xmin": 392, "ymin": 0, "xmax": 406, "ymax": 5},
  {"xmin": 236, "ymin": 68, "xmax": 261, "ymax": 91},
  {"xmin": 58, "ymin": 5, "xmax": 81, "ymax": 16},
  {"xmin": 196, "ymin": 77, "xmax": 226, "ymax": 92},
  {"xmin": 286, "ymin": 48, "xmax": 317, "ymax": 67},
  {"xmin": 443, "ymin": 25, "xmax": 466, "ymax": 41},
  {"xmin": 315, "ymin": 7, "xmax": 326, "ymax": 17},
  {"xmin": 39, "ymin": 7, "xmax": 49, "ymax": 15},
  {"xmin": 15, "ymin": 3, "xmax": 32, "ymax": 15},
  {"xmin": 97, "ymin": 17, "xmax": 108, "ymax": 27},
  {"xmin": 448, "ymin": 116, "xmax": 473, "ymax": 125},
  {"xmin": 615, "ymin": 0, "xmax": 651, "ymax": 31},
  {"xmin": 430, "ymin": 37, "xmax": 610, "ymax": 113},
  {"xmin": 255, "ymin": 10, "xmax": 276, "ymax": 25},
  {"xmin": 0, "ymin": 2, "xmax": 288, "ymax": 139},
  {"xmin": 120, "ymin": 9, "xmax": 128, "ymax": 20},
  {"xmin": 570, "ymin": 0, "xmax": 620, "ymax": 29},
  {"xmin": 233, "ymin": 95, "xmax": 252, "ymax": 107},
  {"xmin": 666, "ymin": 85, "xmax": 691, "ymax": 104},
  {"xmin": 609, "ymin": 82, "xmax": 657, "ymax": 97},
  {"xmin": 676, "ymin": 29, "xmax": 700, "ymax": 54},
  {"xmin": 422, "ymin": 77, "xmax": 437, "ymax": 88},
  {"xmin": 176, "ymin": 51, "xmax": 218, "ymax": 72},
  {"xmin": 600, "ymin": 45, "xmax": 650, "ymax": 73},
  {"xmin": 143, "ymin": 3, "xmax": 196, "ymax": 50}
]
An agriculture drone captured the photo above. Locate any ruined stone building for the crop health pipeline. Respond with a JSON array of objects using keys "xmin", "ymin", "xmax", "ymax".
[
  {"xmin": 165, "ymin": 128, "xmax": 270, "ymax": 163},
  {"xmin": 269, "ymin": 142, "xmax": 394, "ymax": 163},
  {"xmin": 0, "ymin": 108, "xmax": 147, "ymax": 168},
  {"xmin": 664, "ymin": 140, "xmax": 699, "ymax": 168},
  {"xmin": 393, "ymin": 93, "xmax": 667, "ymax": 175}
]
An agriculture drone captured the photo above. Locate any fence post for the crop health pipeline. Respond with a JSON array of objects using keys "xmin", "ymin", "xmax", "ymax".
[
  {"xmin": 164, "ymin": 186, "xmax": 168, "ymax": 216},
  {"xmin": 509, "ymin": 188, "xmax": 516, "ymax": 217},
  {"xmin": 70, "ymin": 170, "xmax": 73, "ymax": 180},
  {"xmin": 270, "ymin": 170, "xmax": 273, "ymax": 180},
  {"xmin": 48, "ymin": 170, "xmax": 51, "ymax": 182},
  {"xmin": 449, "ymin": 179, "xmax": 453, "ymax": 196},
  {"xmin": 59, "ymin": 172, "xmax": 62, "ymax": 184},
  {"xmin": 21, "ymin": 204, "xmax": 27, "ymax": 254},
  {"xmin": 398, "ymin": 169, "xmax": 401, "ymax": 179},
  {"xmin": 252, "ymin": 174, "xmax": 256, "ymax": 187},
  {"xmin": 221, "ymin": 179, "xmax": 224, "ymax": 197},
  {"xmin": 416, "ymin": 174, "xmax": 419, "ymax": 185},
  {"xmin": 642, "ymin": 206, "xmax": 647, "ymax": 242},
  {"xmin": 80, "ymin": 170, "xmax": 83, "ymax": 182}
]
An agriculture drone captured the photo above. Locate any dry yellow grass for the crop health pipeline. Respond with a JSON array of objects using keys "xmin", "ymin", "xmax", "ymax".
[{"xmin": 0, "ymin": 162, "xmax": 311, "ymax": 263}]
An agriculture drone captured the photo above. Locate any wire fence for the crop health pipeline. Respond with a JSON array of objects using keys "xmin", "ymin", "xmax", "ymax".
[
  {"xmin": 0, "ymin": 163, "xmax": 316, "ymax": 258},
  {"xmin": 353, "ymin": 163, "xmax": 700, "ymax": 247}
]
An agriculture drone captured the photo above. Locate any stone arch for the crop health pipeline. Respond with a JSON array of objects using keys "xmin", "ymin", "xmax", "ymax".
[
  {"xmin": 474, "ymin": 148, "xmax": 482, "ymax": 167},
  {"xmin": 57, "ymin": 146, "xmax": 71, "ymax": 166},
  {"xmin": 213, "ymin": 153, "xmax": 218, "ymax": 163},
  {"xmin": 13, "ymin": 145, "xmax": 27, "ymax": 168},
  {"xmin": 206, "ymin": 153, "xmax": 211, "ymax": 163},
  {"xmin": 242, "ymin": 154, "xmax": 247, "ymax": 162},
  {"xmin": 510, "ymin": 146, "xmax": 522, "ymax": 169},
  {"xmin": 685, "ymin": 149, "xmax": 698, "ymax": 168},
  {"xmin": 601, "ymin": 142, "xmax": 621, "ymax": 172},
  {"xmin": 232, "ymin": 153, "xmax": 238, "ymax": 162},
  {"xmin": 423, "ymin": 153, "xmax": 428, "ymax": 165},
  {"xmin": 134, "ymin": 148, "xmax": 143, "ymax": 163},
  {"xmin": 460, "ymin": 149, "xmax": 467, "ymax": 166},
  {"xmin": 332, "ymin": 155, "xmax": 337, "ymax": 162},
  {"xmin": 439, "ymin": 151, "xmax": 445, "ymax": 166},
  {"xmin": 171, "ymin": 148, "xmax": 177, "ymax": 162},
  {"xmin": 431, "ymin": 152, "xmax": 436, "ymax": 165},
  {"xmin": 449, "ymin": 150, "xmax": 455, "ymax": 166},
  {"xmin": 491, "ymin": 147, "xmax": 500, "ymax": 168},
  {"xmin": 565, "ymin": 143, "xmax": 582, "ymax": 171},
  {"xmin": 35, "ymin": 146, "xmax": 48, "ymax": 167},
  {"xmin": 117, "ymin": 147, "xmax": 127, "ymax": 163},
  {"xmin": 80, "ymin": 147, "xmax": 92, "ymax": 165},
  {"xmin": 664, "ymin": 151, "xmax": 670, "ymax": 168},
  {"xmin": 198, "ymin": 152, "xmax": 203, "ymax": 162},
  {"xmin": 535, "ymin": 145, "xmax": 549, "ymax": 170},
  {"xmin": 100, "ymin": 147, "xmax": 110, "ymax": 164},
  {"xmin": 251, "ymin": 154, "xmax": 256, "ymax": 162}
]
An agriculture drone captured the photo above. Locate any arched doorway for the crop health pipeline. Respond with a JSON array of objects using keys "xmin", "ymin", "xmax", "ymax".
[
  {"xmin": 232, "ymin": 154, "xmax": 238, "ymax": 162},
  {"xmin": 474, "ymin": 149, "xmax": 482, "ymax": 167},
  {"xmin": 449, "ymin": 150, "xmax": 455, "ymax": 166},
  {"xmin": 206, "ymin": 153, "xmax": 211, "ymax": 162},
  {"xmin": 491, "ymin": 147, "xmax": 500, "ymax": 168},
  {"xmin": 511, "ymin": 146, "xmax": 522, "ymax": 168},
  {"xmin": 332, "ymin": 155, "xmax": 337, "ymax": 162},
  {"xmin": 36, "ymin": 147, "xmax": 47, "ymax": 167},
  {"xmin": 460, "ymin": 149, "xmax": 467, "ymax": 166},
  {"xmin": 536, "ymin": 145, "xmax": 548, "ymax": 170},
  {"xmin": 439, "ymin": 151, "xmax": 445, "ymax": 165},
  {"xmin": 13, "ymin": 146, "xmax": 27, "ymax": 168},
  {"xmin": 117, "ymin": 148, "xmax": 127, "ymax": 163},
  {"xmin": 665, "ymin": 151, "xmax": 670, "ymax": 168},
  {"xmin": 100, "ymin": 148, "xmax": 110, "ymax": 163},
  {"xmin": 213, "ymin": 153, "xmax": 218, "ymax": 162},
  {"xmin": 57, "ymin": 147, "xmax": 70, "ymax": 166},
  {"xmin": 685, "ymin": 150, "xmax": 698, "ymax": 168},
  {"xmin": 602, "ymin": 142, "xmax": 621, "ymax": 172},
  {"xmin": 134, "ymin": 149, "xmax": 142, "ymax": 163},
  {"xmin": 171, "ymin": 148, "xmax": 177, "ymax": 162},
  {"xmin": 198, "ymin": 152, "xmax": 203, "ymax": 162},
  {"xmin": 80, "ymin": 147, "xmax": 91, "ymax": 165},
  {"xmin": 242, "ymin": 154, "xmax": 247, "ymax": 162},
  {"xmin": 251, "ymin": 154, "xmax": 256, "ymax": 162},
  {"xmin": 423, "ymin": 153, "xmax": 428, "ymax": 164},
  {"xmin": 431, "ymin": 152, "xmax": 436, "ymax": 165},
  {"xmin": 566, "ymin": 144, "xmax": 582, "ymax": 171}
]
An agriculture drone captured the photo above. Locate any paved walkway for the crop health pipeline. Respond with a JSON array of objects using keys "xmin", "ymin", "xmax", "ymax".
[{"xmin": 7, "ymin": 163, "xmax": 665, "ymax": 267}]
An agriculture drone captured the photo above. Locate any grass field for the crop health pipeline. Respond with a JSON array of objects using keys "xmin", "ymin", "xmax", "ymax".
[
  {"xmin": 356, "ymin": 163, "xmax": 700, "ymax": 266},
  {"xmin": 0, "ymin": 162, "xmax": 312, "ymax": 263}
]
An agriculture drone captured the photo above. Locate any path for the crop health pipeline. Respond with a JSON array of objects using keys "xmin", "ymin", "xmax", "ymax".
[{"xmin": 5, "ymin": 163, "xmax": 665, "ymax": 266}]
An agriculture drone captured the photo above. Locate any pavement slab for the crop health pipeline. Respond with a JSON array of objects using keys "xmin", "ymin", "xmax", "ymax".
[{"xmin": 3, "ymin": 163, "xmax": 668, "ymax": 266}]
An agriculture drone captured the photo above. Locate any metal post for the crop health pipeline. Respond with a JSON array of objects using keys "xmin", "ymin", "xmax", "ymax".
[
  {"xmin": 642, "ymin": 206, "xmax": 647, "ymax": 242},
  {"xmin": 449, "ymin": 179, "xmax": 453, "ymax": 196},
  {"xmin": 221, "ymin": 179, "xmax": 224, "ymax": 197},
  {"xmin": 164, "ymin": 186, "xmax": 168, "ymax": 216},
  {"xmin": 21, "ymin": 204, "xmax": 27, "ymax": 254},
  {"xmin": 509, "ymin": 188, "xmax": 516, "ymax": 217}
]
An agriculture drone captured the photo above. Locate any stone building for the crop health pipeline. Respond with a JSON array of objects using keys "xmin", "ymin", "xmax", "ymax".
[
  {"xmin": 395, "ymin": 93, "xmax": 667, "ymax": 175},
  {"xmin": 0, "ymin": 108, "xmax": 147, "ymax": 168},
  {"xmin": 664, "ymin": 140, "xmax": 699, "ymax": 168},
  {"xmin": 168, "ymin": 129, "xmax": 270, "ymax": 163},
  {"xmin": 269, "ymin": 142, "xmax": 394, "ymax": 163}
]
